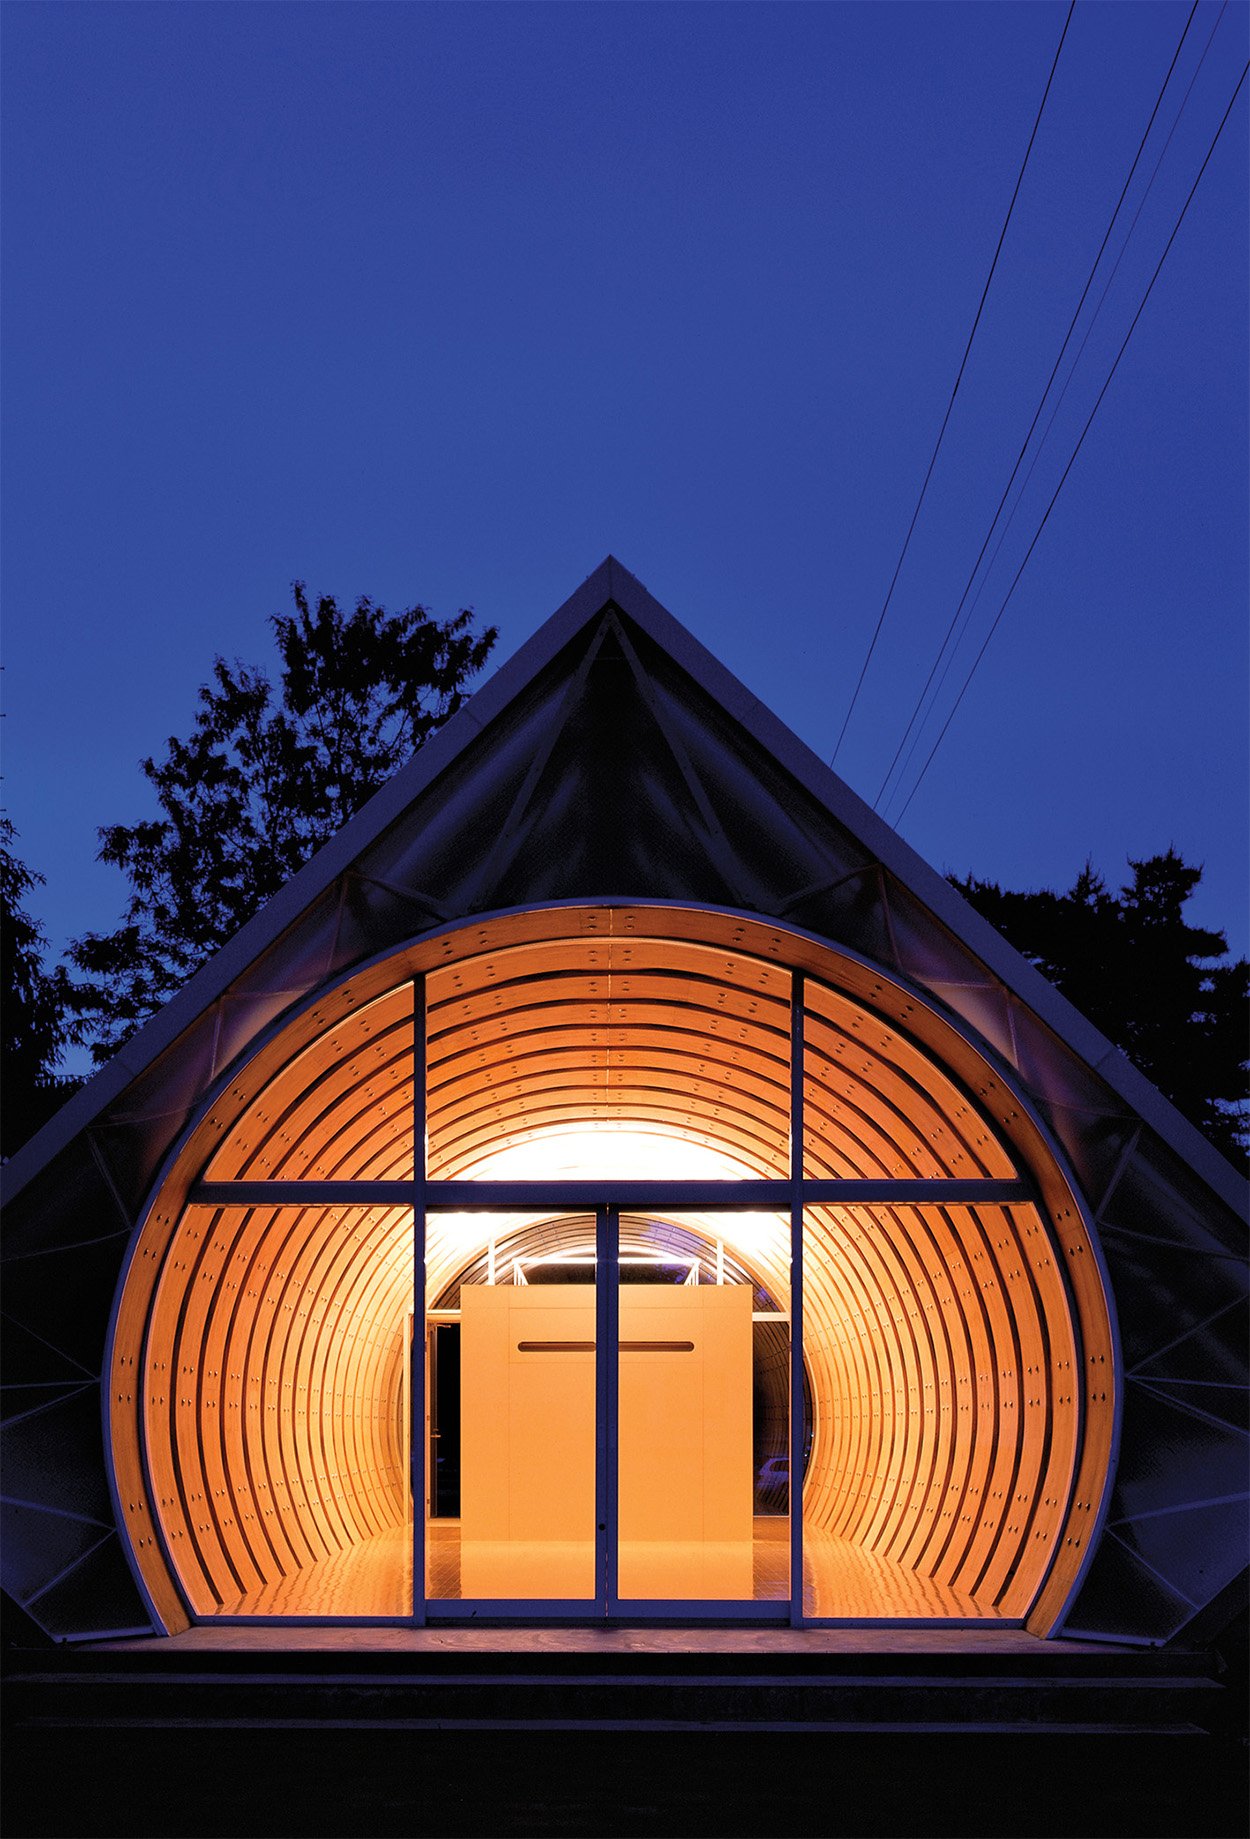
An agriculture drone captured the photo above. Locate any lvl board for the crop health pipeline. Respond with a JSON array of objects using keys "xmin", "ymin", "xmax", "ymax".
[{"xmin": 459, "ymin": 1284, "xmax": 753, "ymax": 1553}]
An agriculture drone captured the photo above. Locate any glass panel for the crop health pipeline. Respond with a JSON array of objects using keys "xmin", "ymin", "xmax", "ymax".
[
  {"xmin": 148, "ymin": 1204, "xmax": 413, "ymax": 1617},
  {"xmin": 802, "ymin": 1199, "xmax": 967, "ymax": 1617},
  {"xmin": 425, "ymin": 941, "xmax": 791, "ymax": 1181},
  {"xmin": 614, "ymin": 1211, "xmax": 790, "ymax": 1603},
  {"xmin": 204, "ymin": 986, "xmax": 416, "ymax": 1181},
  {"xmin": 800, "ymin": 1202, "xmax": 1058, "ymax": 1620},
  {"xmin": 425, "ymin": 1211, "xmax": 598, "ymax": 1602},
  {"xmin": 802, "ymin": 982, "xmax": 1016, "ymax": 1179}
]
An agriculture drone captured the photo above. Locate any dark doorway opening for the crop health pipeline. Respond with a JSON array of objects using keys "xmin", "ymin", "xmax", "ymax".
[{"xmin": 430, "ymin": 1322, "xmax": 461, "ymax": 1518}]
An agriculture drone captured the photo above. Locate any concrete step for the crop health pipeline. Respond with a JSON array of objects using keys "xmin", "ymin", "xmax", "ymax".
[
  {"xmin": 8, "ymin": 1634, "xmax": 1224, "ymax": 1676},
  {"xmin": 6, "ymin": 1654, "xmax": 1228, "ymax": 1736}
]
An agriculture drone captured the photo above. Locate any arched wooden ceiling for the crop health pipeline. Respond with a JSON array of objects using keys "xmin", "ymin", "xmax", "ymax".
[
  {"xmin": 200, "ymin": 936, "xmax": 1020, "ymax": 1186},
  {"xmin": 112, "ymin": 910, "xmax": 1111, "ymax": 1632}
]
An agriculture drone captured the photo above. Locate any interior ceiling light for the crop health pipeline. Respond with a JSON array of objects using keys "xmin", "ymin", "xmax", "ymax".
[{"xmin": 460, "ymin": 1128, "xmax": 754, "ymax": 1184}]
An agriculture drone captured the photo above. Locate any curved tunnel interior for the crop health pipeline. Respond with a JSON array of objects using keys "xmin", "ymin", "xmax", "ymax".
[{"xmin": 118, "ymin": 921, "xmax": 1096, "ymax": 1624}]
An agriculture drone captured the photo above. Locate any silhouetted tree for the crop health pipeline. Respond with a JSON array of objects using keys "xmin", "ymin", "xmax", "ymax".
[
  {"xmin": 70, "ymin": 584, "xmax": 497, "ymax": 1061},
  {"xmin": 1, "ymin": 819, "xmax": 84, "ymax": 1155},
  {"xmin": 953, "ymin": 850, "xmax": 1248, "ymax": 1168}
]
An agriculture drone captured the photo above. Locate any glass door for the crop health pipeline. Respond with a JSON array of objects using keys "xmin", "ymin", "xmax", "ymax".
[
  {"xmin": 610, "ymin": 1211, "xmax": 791, "ymax": 1613},
  {"xmin": 424, "ymin": 1209, "xmax": 604, "ymax": 1613},
  {"xmin": 423, "ymin": 1206, "xmax": 789, "ymax": 1619}
]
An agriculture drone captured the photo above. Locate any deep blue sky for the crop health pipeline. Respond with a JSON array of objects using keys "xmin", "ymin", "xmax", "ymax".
[{"xmin": 4, "ymin": 1, "xmax": 1247, "ymax": 1039}]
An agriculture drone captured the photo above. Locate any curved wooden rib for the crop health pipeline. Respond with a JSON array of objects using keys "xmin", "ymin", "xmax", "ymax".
[{"xmin": 110, "ymin": 908, "xmax": 1112, "ymax": 1630}]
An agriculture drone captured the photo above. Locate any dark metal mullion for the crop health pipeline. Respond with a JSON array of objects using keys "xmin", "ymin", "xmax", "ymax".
[
  {"xmin": 412, "ymin": 977, "xmax": 427, "ymax": 1627},
  {"xmin": 790, "ymin": 973, "xmax": 805, "ymax": 1630},
  {"xmin": 597, "ymin": 1206, "xmax": 619, "ymax": 1614},
  {"xmin": 192, "ymin": 1178, "xmax": 1035, "ymax": 1208}
]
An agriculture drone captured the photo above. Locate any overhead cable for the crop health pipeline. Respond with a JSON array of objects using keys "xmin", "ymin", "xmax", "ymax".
[
  {"xmin": 872, "ymin": 1, "xmax": 1205, "ymax": 815},
  {"xmin": 890, "ymin": 56, "xmax": 1249, "ymax": 828},
  {"xmin": 883, "ymin": 0, "xmax": 1231, "ymax": 826},
  {"xmin": 830, "ymin": 0, "xmax": 1076, "ymax": 766},
  {"xmin": 886, "ymin": 20, "xmax": 1237, "ymax": 823}
]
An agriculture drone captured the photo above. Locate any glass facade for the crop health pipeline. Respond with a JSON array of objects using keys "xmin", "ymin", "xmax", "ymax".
[{"xmin": 121, "ymin": 930, "xmax": 1099, "ymax": 1627}]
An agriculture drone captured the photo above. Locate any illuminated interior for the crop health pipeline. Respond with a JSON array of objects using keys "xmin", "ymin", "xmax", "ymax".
[
  {"xmin": 111, "ymin": 909, "xmax": 1112, "ymax": 1630},
  {"xmin": 426, "ymin": 1206, "xmax": 792, "ymax": 1607}
]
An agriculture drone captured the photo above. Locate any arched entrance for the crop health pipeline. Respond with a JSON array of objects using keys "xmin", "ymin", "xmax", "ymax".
[{"xmin": 109, "ymin": 905, "xmax": 1115, "ymax": 1633}]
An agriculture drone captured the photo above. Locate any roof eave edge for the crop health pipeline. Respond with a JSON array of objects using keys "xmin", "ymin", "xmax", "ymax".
[
  {"xmin": 1, "ymin": 561, "xmax": 622, "ymax": 1203},
  {"xmin": 3, "ymin": 556, "xmax": 1245, "ymax": 1221},
  {"xmin": 601, "ymin": 566, "xmax": 1249, "ymax": 1217}
]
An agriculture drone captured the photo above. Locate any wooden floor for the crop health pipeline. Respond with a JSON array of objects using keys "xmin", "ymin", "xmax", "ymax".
[
  {"xmin": 91, "ymin": 1620, "xmax": 1106, "ymax": 1655},
  {"xmin": 214, "ymin": 1520, "xmax": 993, "ymax": 1620}
]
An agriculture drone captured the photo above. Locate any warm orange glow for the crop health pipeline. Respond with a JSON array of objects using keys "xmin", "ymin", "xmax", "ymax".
[
  {"xmin": 799, "ymin": 1199, "xmax": 1077, "ymax": 1617},
  {"xmin": 457, "ymin": 1283, "xmax": 755, "ymax": 1602},
  {"xmin": 464, "ymin": 1129, "xmax": 755, "ymax": 1183},
  {"xmin": 111, "ymin": 908, "xmax": 1113, "ymax": 1630},
  {"xmin": 140, "ymin": 1204, "xmax": 413, "ymax": 1616}
]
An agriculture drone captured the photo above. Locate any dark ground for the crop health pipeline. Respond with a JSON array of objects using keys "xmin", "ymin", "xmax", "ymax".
[
  {"xmin": 3, "ymin": 1723, "xmax": 1248, "ymax": 1839},
  {"xmin": 6, "ymin": 1602, "xmax": 1246, "ymax": 1839}
]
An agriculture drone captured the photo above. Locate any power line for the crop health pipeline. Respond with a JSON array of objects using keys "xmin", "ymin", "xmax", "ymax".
[
  {"xmin": 872, "ymin": 1, "xmax": 1205, "ymax": 816},
  {"xmin": 884, "ymin": 8, "xmax": 1234, "ymax": 824},
  {"xmin": 883, "ymin": 0, "xmax": 1231, "ymax": 828},
  {"xmin": 830, "ymin": 0, "xmax": 1076, "ymax": 766},
  {"xmin": 890, "ymin": 56, "xmax": 1250, "ymax": 830},
  {"xmin": 884, "ymin": 0, "xmax": 1231, "ymax": 828}
]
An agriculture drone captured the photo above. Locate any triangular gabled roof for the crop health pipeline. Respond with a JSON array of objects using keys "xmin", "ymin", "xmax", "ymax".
[
  {"xmin": 3, "ymin": 555, "xmax": 1243, "ymax": 1215},
  {"xmin": 2, "ymin": 557, "xmax": 1245, "ymax": 1649}
]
